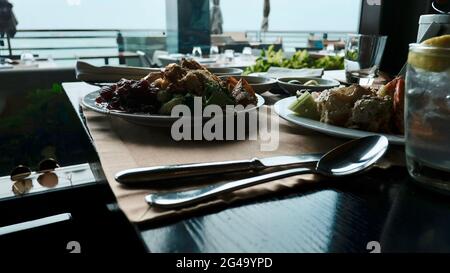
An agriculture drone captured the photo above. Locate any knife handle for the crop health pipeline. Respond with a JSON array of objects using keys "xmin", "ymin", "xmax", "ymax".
[{"xmin": 115, "ymin": 159, "xmax": 264, "ymax": 185}]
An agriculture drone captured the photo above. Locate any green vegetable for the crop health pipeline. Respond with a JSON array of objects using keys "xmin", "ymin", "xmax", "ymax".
[
  {"xmin": 345, "ymin": 49, "xmax": 359, "ymax": 61},
  {"xmin": 205, "ymin": 89, "xmax": 235, "ymax": 108},
  {"xmin": 203, "ymin": 80, "xmax": 222, "ymax": 98},
  {"xmin": 159, "ymin": 96, "xmax": 185, "ymax": 115},
  {"xmin": 288, "ymin": 91, "xmax": 320, "ymax": 120},
  {"xmin": 244, "ymin": 45, "xmax": 344, "ymax": 75},
  {"xmin": 313, "ymin": 55, "xmax": 345, "ymax": 70},
  {"xmin": 156, "ymin": 89, "xmax": 173, "ymax": 103},
  {"xmin": 201, "ymin": 80, "xmax": 235, "ymax": 108}
]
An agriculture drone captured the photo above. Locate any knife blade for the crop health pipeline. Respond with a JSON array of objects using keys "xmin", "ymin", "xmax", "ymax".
[{"xmin": 115, "ymin": 153, "xmax": 323, "ymax": 185}]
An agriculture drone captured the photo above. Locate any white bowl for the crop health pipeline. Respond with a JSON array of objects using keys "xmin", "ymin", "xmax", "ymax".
[
  {"xmin": 277, "ymin": 77, "xmax": 340, "ymax": 94},
  {"xmin": 208, "ymin": 67, "xmax": 243, "ymax": 76}
]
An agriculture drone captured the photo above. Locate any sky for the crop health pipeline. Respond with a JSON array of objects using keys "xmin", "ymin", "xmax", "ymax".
[{"xmin": 10, "ymin": 0, "xmax": 361, "ymax": 32}]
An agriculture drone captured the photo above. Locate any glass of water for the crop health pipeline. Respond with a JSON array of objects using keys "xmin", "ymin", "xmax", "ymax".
[
  {"xmin": 344, "ymin": 34, "xmax": 388, "ymax": 84},
  {"xmin": 224, "ymin": 49, "xmax": 235, "ymax": 62},
  {"xmin": 20, "ymin": 52, "xmax": 35, "ymax": 65},
  {"xmin": 242, "ymin": 47, "xmax": 252, "ymax": 56},
  {"xmin": 192, "ymin": 46, "xmax": 203, "ymax": 58},
  {"xmin": 405, "ymin": 43, "xmax": 450, "ymax": 193},
  {"xmin": 210, "ymin": 45, "xmax": 219, "ymax": 56}
]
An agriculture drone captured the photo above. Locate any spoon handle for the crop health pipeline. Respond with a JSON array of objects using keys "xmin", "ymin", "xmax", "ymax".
[{"xmin": 145, "ymin": 167, "xmax": 312, "ymax": 209}]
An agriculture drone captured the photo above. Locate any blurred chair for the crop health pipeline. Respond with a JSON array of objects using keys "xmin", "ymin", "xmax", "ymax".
[
  {"xmin": 136, "ymin": 50, "xmax": 153, "ymax": 67},
  {"xmin": 152, "ymin": 50, "xmax": 168, "ymax": 67}
]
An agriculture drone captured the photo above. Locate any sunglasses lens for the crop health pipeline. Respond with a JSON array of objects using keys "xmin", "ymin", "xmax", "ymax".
[
  {"xmin": 37, "ymin": 172, "xmax": 59, "ymax": 188},
  {"xmin": 38, "ymin": 158, "xmax": 60, "ymax": 173},
  {"xmin": 10, "ymin": 165, "xmax": 32, "ymax": 181},
  {"xmin": 12, "ymin": 179, "xmax": 33, "ymax": 195}
]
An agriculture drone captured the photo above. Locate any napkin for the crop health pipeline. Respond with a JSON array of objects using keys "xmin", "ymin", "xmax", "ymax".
[
  {"xmin": 75, "ymin": 61, "xmax": 160, "ymax": 82},
  {"xmin": 81, "ymin": 97, "xmax": 405, "ymax": 224}
]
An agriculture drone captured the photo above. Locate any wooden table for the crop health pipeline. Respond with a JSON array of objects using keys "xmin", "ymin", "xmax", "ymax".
[{"xmin": 61, "ymin": 81, "xmax": 450, "ymax": 253}]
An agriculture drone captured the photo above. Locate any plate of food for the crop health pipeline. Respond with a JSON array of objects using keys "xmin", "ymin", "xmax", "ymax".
[
  {"xmin": 81, "ymin": 59, "xmax": 264, "ymax": 127},
  {"xmin": 274, "ymin": 78, "xmax": 405, "ymax": 145}
]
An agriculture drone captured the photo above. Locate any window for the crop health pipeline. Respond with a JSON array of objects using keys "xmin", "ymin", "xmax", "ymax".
[
  {"xmin": 11, "ymin": 0, "xmax": 361, "ymax": 32},
  {"xmin": 221, "ymin": 0, "xmax": 361, "ymax": 32},
  {"xmin": 10, "ymin": 0, "xmax": 166, "ymax": 30}
]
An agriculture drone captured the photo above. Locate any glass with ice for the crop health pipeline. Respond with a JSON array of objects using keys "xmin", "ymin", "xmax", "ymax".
[{"xmin": 405, "ymin": 40, "xmax": 450, "ymax": 193}]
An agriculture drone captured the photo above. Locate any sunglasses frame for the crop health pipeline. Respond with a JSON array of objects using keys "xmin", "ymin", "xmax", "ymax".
[{"xmin": 10, "ymin": 158, "xmax": 60, "ymax": 181}]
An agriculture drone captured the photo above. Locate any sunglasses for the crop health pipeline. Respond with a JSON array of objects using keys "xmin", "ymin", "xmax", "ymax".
[{"xmin": 10, "ymin": 158, "xmax": 60, "ymax": 181}]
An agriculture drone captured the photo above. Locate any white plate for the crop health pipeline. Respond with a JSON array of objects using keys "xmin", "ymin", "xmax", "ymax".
[
  {"xmin": 274, "ymin": 96, "xmax": 405, "ymax": 145},
  {"xmin": 81, "ymin": 90, "xmax": 265, "ymax": 127}
]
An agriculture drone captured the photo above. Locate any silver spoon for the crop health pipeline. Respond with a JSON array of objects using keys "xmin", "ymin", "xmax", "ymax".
[{"xmin": 145, "ymin": 135, "xmax": 389, "ymax": 209}]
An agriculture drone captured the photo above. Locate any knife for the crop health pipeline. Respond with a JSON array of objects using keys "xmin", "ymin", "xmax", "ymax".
[{"xmin": 115, "ymin": 153, "xmax": 323, "ymax": 185}]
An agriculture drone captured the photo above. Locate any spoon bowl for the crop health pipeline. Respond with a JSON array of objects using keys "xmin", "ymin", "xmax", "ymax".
[
  {"xmin": 146, "ymin": 135, "xmax": 389, "ymax": 209},
  {"xmin": 316, "ymin": 135, "xmax": 389, "ymax": 176}
]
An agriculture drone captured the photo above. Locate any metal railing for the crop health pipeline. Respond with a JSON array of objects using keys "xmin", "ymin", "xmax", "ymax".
[
  {"xmin": 245, "ymin": 30, "xmax": 351, "ymax": 50},
  {"xmin": 0, "ymin": 29, "xmax": 165, "ymax": 65}
]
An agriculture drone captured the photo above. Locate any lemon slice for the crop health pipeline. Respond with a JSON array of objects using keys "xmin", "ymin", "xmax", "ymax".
[
  {"xmin": 422, "ymin": 34, "xmax": 450, "ymax": 47},
  {"xmin": 408, "ymin": 35, "xmax": 450, "ymax": 72}
]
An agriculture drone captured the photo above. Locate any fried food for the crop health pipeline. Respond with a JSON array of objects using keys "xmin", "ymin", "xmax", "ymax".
[
  {"xmin": 181, "ymin": 58, "xmax": 206, "ymax": 70},
  {"xmin": 290, "ymin": 82, "xmax": 403, "ymax": 135},
  {"xmin": 143, "ymin": 71, "xmax": 163, "ymax": 83},
  {"xmin": 347, "ymin": 95, "xmax": 393, "ymax": 133},
  {"xmin": 231, "ymin": 78, "xmax": 257, "ymax": 106},
  {"xmin": 179, "ymin": 70, "xmax": 212, "ymax": 96},
  {"xmin": 378, "ymin": 77, "xmax": 405, "ymax": 134},
  {"xmin": 316, "ymin": 84, "xmax": 372, "ymax": 126},
  {"xmin": 163, "ymin": 63, "xmax": 187, "ymax": 82},
  {"xmin": 225, "ymin": 76, "xmax": 239, "ymax": 91}
]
